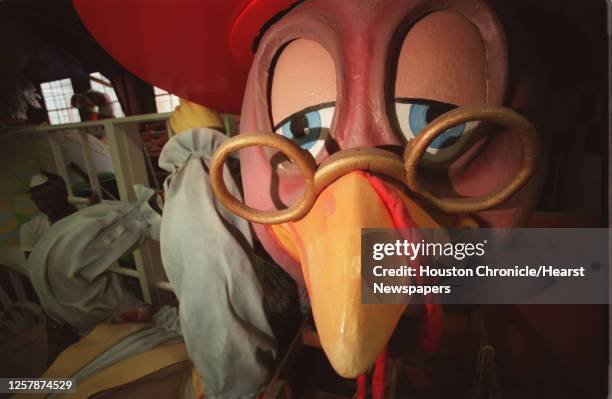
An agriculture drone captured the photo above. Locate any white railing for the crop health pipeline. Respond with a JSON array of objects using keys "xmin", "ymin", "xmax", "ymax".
[{"xmin": 36, "ymin": 113, "xmax": 175, "ymax": 308}]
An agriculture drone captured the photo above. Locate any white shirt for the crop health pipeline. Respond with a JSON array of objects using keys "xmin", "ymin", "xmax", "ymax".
[{"xmin": 19, "ymin": 214, "xmax": 51, "ymax": 252}]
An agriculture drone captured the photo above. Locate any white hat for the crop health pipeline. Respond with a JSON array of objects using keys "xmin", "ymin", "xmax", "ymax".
[{"xmin": 29, "ymin": 173, "xmax": 49, "ymax": 189}]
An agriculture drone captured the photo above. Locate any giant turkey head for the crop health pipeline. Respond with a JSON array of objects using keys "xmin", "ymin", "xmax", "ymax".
[{"xmin": 75, "ymin": 0, "xmax": 545, "ymax": 379}]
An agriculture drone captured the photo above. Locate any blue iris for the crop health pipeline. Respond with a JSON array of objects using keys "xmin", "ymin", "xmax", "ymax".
[
  {"xmin": 409, "ymin": 103, "xmax": 465, "ymax": 149},
  {"xmin": 280, "ymin": 110, "xmax": 322, "ymax": 150}
]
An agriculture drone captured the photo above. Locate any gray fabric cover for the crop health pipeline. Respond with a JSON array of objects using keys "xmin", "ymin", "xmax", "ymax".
[
  {"xmin": 28, "ymin": 186, "xmax": 161, "ymax": 333},
  {"xmin": 72, "ymin": 306, "xmax": 183, "ymax": 382},
  {"xmin": 159, "ymin": 128, "xmax": 277, "ymax": 399},
  {"xmin": 47, "ymin": 306, "xmax": 184, "ymax": 399}
]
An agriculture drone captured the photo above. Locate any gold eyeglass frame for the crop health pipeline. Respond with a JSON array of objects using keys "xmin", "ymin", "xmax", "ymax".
[{"xmin": 209, "ymin": 105, "xmax": 539, "ymax": 224}]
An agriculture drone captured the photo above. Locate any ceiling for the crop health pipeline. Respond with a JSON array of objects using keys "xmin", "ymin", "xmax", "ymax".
[{"xmin": 0, "ymin": 0, "xmax": 122, "ymax": 86}]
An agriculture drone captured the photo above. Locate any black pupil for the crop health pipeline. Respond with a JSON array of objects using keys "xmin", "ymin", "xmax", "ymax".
[
  {"xmin": 289, "ymin": 113, "xmax": 308, "ymax": 138},
  {"xmin": 425, "ymin": 102, "xmax": 455, "ymax": 123}
]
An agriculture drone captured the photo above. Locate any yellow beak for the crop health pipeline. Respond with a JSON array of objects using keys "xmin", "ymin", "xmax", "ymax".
[{"xmin": 271, "ymin": 172, "xmax": 447, "ymax": 377}]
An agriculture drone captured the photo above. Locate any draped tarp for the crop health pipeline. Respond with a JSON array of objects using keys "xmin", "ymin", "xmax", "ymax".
[
  {"xmin": 159, "ymin": 128, "xmax": 277, "ymax": 399},
  {"xmin": 28, "ymin": 185, "xmax": 161, "ymax": 333}
]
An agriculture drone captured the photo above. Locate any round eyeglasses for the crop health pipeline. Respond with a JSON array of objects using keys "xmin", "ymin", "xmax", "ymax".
[{"xmin": 209, "ymin": 105, "xmax": 539, "ymax": 224}]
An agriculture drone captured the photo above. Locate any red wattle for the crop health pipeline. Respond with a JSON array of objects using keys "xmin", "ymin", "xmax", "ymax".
[
  {"xmin": 364, "ymin": 172, "xmax": 443, "ymax": 355},
  {"xmin": 372, "ymin": 346, "xmax": 388, "ymax": 399},
  {"xmin": 356, "ymin": 373, "xmax": 367, "ymax": 399}
]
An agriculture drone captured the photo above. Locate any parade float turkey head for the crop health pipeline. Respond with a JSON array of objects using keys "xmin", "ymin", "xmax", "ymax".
[{"xmin": 75, "ymin": 0, "xmax": 543, "ymax": 378}]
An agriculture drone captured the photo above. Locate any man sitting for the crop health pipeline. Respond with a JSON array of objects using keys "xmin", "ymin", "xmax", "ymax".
[{"xmin": 19, "ymin": 172, "xmax": 76, "ymax": 258}]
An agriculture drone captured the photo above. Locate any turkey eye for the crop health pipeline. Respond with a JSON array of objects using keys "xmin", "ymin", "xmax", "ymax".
[
  {"xmin": 288, "ymin": 114, "xmax": 309, "ymax": 138},
  {"xmin": 408, "ymin": 102, "xmax": 464, "ymax": 149},
  {"xmin": 274, "ymin": 103, "xmax": 335, "ymax": 157},
  {"xmin": 394, "ymin": 98, "xmax": 479, "ymax": 164},
  {"xmin": 424, "ymin": 101, "xmax": 455, "ymax": 122}
]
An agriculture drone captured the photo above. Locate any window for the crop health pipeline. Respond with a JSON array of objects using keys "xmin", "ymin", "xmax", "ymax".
[
  {"xmin": 154, "ymin": 87, "xmax": 180, "ymax": 113},
  {"xmin": 40, "ymin": 78, "xmax": 81, "ymax": 125},
  {"xmin": 89, "ymin": 72, "xmax": 124, "ymax": 117}
]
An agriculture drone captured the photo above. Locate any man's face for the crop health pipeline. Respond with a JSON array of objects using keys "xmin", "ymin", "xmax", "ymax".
[{"xmin": 29, "ymin": 183, "xmax": 67, "ymax": 216}]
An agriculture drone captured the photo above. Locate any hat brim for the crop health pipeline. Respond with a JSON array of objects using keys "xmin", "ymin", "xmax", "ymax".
[{"xmin": 73, "ymin": 0, "xmax": 297, "ymax": 114}]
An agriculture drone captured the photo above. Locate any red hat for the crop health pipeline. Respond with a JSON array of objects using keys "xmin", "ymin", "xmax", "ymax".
[{"xmin": 73, "ymin": 0, "xmax": 298, "ymax": 114}]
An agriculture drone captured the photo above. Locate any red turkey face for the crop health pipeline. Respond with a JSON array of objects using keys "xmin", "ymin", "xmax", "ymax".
[{"xmin": 238, "ymin": 0, "xmax": 544, "ymax": 377}]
